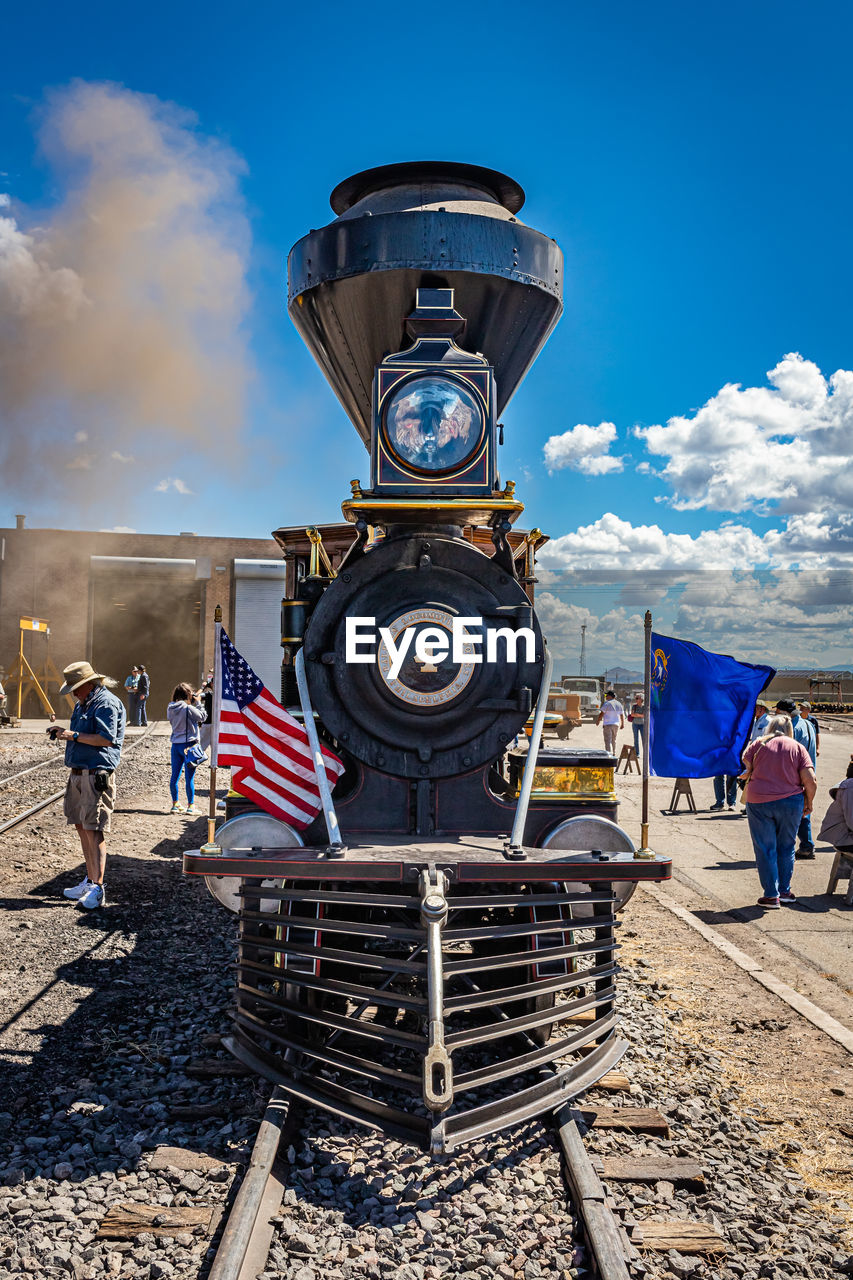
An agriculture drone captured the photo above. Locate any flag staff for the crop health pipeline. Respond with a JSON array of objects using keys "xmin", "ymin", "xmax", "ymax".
[
  {"xmin": 636, "ymin": 609, "xmax": 654, "ymax": 858},
  {"xmin": 202, "ymin": 605, "xmax": 223, "ymax": 853}
]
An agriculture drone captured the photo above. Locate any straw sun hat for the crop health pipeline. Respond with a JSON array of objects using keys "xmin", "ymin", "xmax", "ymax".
[{"xmin": 59, "ymin": 661, "xmax": 110, "ymax": 695}]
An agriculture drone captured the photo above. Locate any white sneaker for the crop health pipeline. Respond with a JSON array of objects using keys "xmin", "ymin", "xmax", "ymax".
[
  {"xmin": 77, "ymin": 883, "xmax": 105, "ymax": 910},
  {"xmin": 63, "ymin": 876, "xmax": 91, "ymax": 901}
]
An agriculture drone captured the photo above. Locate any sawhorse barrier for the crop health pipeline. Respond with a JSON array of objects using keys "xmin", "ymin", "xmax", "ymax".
[{"xmin": 668, "ymin": 777, "xmax": 696, "ymax": 813}]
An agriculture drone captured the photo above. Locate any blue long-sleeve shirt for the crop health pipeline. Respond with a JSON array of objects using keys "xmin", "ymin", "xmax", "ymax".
[{"xmin": 791, "ymin": 714, "xmax": 817, "ymax": 766}]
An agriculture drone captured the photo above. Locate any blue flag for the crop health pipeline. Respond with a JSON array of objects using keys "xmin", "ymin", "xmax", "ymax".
[{"xmin": 649, "ymin": 633, "xmax": 775, "ymax": 778}]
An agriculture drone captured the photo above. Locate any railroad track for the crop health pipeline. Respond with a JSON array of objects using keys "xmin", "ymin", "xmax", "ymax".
[
  {"xmin": 201, "ymin": 1071, "xmax": 720, "ymax": 1280},
  {"xmin": 816, "ymin": 713, "xmax": 853, "ymax": 728},
  {"xmin": 0, "ymin": 722, "xmax": 159, "ymax": 836}
]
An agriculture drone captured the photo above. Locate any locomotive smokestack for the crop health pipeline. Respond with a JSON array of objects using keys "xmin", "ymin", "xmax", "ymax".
[{"xmin": 287, "ymin": 161, "xmax": 563, "ymax": 446}]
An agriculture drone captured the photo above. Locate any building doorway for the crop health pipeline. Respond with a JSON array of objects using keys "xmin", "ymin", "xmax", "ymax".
[{"xmin": 91, "ymin": 563, "xmax": 202, "ymax": 721}]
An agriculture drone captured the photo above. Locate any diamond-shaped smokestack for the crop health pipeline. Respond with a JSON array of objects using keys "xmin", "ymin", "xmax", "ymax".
[{"xmin": 287, "ymin": 161, "xmax": 563, "ymax": 446}]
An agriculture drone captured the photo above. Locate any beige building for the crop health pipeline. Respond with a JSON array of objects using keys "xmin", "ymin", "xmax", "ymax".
[{"xmin": 0, "ymin": 517, "xmax": 287, "ymax": 719}]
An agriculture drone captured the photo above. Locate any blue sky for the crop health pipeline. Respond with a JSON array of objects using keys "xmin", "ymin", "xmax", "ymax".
[{"xmin": 2, "ymin": 0, "xmax": 852, "ymax": 669}]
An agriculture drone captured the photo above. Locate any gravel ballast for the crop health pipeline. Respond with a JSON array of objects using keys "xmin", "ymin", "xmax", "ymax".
[{"xmin": 0, "ymin": 730, "xmax": 851, "ymax": 1279}]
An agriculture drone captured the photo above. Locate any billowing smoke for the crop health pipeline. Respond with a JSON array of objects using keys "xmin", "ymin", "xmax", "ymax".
[{"xmin": 0, "ymin": 81, "xmax": 251, "ymax": 515}]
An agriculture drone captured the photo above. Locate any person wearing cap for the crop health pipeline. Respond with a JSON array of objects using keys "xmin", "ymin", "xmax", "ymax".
[
  {"xmin": 749, "ymin": 700, "xmax": 770, "ymax": 742},
  {"xmin": 775, "ymin": 699, "xmax": 817, "ymax": 856},
  {"xmin": 798, "ymin": 701, "xmax": 820, "ymax": 758},
  {"xmin": 52, "ymin": 661, "xmax": 126, "ymax": 910}
]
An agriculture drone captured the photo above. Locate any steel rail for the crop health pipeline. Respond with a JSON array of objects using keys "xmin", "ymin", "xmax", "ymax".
[
  {"xmin": 205, "ymin": 1086, "xmax": 290, "ymax": 1280},
  {"xmin": 555, "ymin": 1104, "xmax": 632, "ymax": 1280},
  {"xmin": 0, "ymin": 723, "xmax": 158, "ymax": 837}
]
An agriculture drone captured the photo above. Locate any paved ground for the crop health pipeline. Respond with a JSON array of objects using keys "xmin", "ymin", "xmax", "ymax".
[{"xmin": 563, "ymin": 717, "xmax": 853, "ymax": 1031}]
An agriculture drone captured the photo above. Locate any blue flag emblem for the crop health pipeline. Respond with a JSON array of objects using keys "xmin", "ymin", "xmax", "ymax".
[{"xmin": 649, "ymin": 632, "xmax": 774, "ymax": 778}]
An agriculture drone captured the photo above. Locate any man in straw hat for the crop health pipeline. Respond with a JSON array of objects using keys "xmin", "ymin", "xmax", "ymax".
[{"xmin": 52, "ymin": 661, "xmax": 126, "ymax": 910}]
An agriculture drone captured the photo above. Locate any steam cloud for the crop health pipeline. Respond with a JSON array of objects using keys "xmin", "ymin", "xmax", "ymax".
[{"xmin": 0, "ymin": 81, "xmax": 251, "ymax": 513}]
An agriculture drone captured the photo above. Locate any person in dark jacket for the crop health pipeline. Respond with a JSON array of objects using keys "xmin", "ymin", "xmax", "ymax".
[{"xmin": 136, "ymin": 664, "xmax": 150, "ymax": 726}]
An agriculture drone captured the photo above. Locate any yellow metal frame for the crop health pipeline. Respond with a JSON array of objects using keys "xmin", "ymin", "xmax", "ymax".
[{"xmin": 6, "ymin": 619, "xmax": 62, "ymax": 719}]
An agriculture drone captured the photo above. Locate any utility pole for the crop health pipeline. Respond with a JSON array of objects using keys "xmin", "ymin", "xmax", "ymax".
[{"xmin": 579, "ymin": 624, "xmax": 587, "ymax": 677}]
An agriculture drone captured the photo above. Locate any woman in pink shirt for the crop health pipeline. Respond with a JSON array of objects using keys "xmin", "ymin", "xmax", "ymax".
[{"xmin": 741, "ymin": 714, "xmax": 816, "ymax": 909}]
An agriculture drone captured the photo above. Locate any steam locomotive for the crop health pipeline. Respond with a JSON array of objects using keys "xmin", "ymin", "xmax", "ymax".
[{"xmin": 184, "ymin": 163, "xmax": 671, "ymax": 1155}]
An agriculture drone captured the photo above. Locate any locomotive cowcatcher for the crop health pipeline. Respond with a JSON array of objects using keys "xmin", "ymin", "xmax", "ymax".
[{"xmin": 184, "ymin": 162, "xmax": 671, "ymax": 1155}]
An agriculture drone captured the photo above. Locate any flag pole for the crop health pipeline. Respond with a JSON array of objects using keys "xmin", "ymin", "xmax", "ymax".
[
  {"xmin": 203, "ymin": 605, "xmax": 223, "ymax": 853},
  {"xmin": 295, "ymin": 647, "xmax": 344, "ymax": 855},
  {"xmin": 635, "ymin": 609, "xmax": 654, "ymax": 858}
]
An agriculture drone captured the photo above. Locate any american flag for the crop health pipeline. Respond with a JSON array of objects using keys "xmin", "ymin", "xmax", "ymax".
[{"xmin": 217, "ymin": 628, "xmax": 344, "ymax": 830}]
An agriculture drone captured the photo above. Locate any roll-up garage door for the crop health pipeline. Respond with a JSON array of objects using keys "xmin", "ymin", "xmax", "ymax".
[{"xmin": 233, "ymin": 560, "xmax": 287, "ymax": 691}]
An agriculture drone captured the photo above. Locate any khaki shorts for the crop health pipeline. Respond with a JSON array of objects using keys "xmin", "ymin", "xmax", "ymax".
[{"xmin": 64, "ymin": 770, "xmax": 116, "ymax": 832}]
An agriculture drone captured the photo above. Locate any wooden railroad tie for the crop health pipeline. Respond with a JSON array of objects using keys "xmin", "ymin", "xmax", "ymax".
[
  {"xmin": 97, "ymin": 1203, "xmax": 214, "ymax": 1240},
  {"xmin": 185, "ymin": 1058, "xmax": 253, "ymax": 1078},
  {"xmin": 592, "ymin": 1070, "xmax": 631, "ymax": 1093},
  {"xmin": 148, "ymin": 1145, "xmax": 228, "ymax": 1174},
  {"xmin": 599, "ymin": 1156, "xmax": 706, "ymax": 1193},
  {"xmin": 577, "ymin": 1106, "xmax": 670, "ymax": 1136},
  {"xmin": 634, "ymin": 1222, "xmax": 727, "ymax": 1256}
]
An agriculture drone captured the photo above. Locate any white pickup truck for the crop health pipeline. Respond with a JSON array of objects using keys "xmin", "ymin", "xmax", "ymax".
[{"xmin": 560, "ymin": 676, "xmax": 602, "ymax": 722}]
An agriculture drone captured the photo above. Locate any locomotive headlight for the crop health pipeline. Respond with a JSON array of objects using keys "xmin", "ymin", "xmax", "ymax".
[
  {"xmin": 368, "ymin": 289, "xmax": 498, "ymax": 498},
  {"xmin": 382, "ymin": 374, "xmax": 485, "ymax": 475}
]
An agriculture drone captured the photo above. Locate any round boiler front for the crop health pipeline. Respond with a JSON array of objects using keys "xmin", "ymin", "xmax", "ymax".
[{"xmin": 302, "ymin": 532, "xmax": 543, "ymax": 778}]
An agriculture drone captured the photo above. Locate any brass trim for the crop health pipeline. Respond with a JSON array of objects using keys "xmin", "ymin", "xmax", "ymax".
[
  {"xmin": 306, "ymin": 527, "xmax": 337, "ymax": 578},
  {"xmin": 341, "ymin": 497, "xmax": 525, "ymax": 526}
]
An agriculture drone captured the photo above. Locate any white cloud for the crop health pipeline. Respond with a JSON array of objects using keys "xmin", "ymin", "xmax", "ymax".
[
  {"xmin": 539, "ymin": 511, "xmax": 853, "ymax": 573},
  {"xmin": 66, "ymin": 455, "xmax": 92, "ymax": 470},
  {"xmin": 99, "ymin": 525, "xmax": 136, "ymax": 533},
  {"xmin": 535, "ymin": 590, "xmax": 645, "ymax": 661},
  {"xmin": 634, "ymin": 353, "xmax": 853, "ymax": 514},
  {"xmin": 74, "ymin": 430, "xmax": 88, "ymax": 443},
  {"xmin": 0, "ymin": 194, "xmax": 10, "ymax": 208},
  {"xmin": 536, "ymin": 516, "xmax": 853, "ymax": 668},
  {"xmin": 543, "ymin": 421, "xmax": 624, "ymax": 475},
  {"xmin": 539, "ymin": 512, "xmax": 769, "ymax": 570},
  {"xmin": 155, "ymin": 476, "xmax": 193, "ymax": 495},
  {"xmin": 111, "ymin": 451, "xmax": 135, "ymax": 463}
]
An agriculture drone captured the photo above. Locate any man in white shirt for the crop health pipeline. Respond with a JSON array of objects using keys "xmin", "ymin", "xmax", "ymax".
[
  {"xmin": 749, "ymin": 699, "xmax": 770, "ymax": 742},
  {"xmin": 596, "ymin": 690, "xmax": 625, "ymax": 753}
]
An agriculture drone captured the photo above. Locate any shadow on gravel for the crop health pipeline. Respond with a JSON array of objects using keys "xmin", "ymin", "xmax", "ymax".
[
  {"xmin": 0, "ymin": 849, "xmax": 265, "ymax": 1189},
  {"xmin": 146, "ymin": 838, "xmax": 192, "ymax": 860},
  {"xmin": 0, "ymin": 896, "xmax": 56, "ymax": 912}
]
